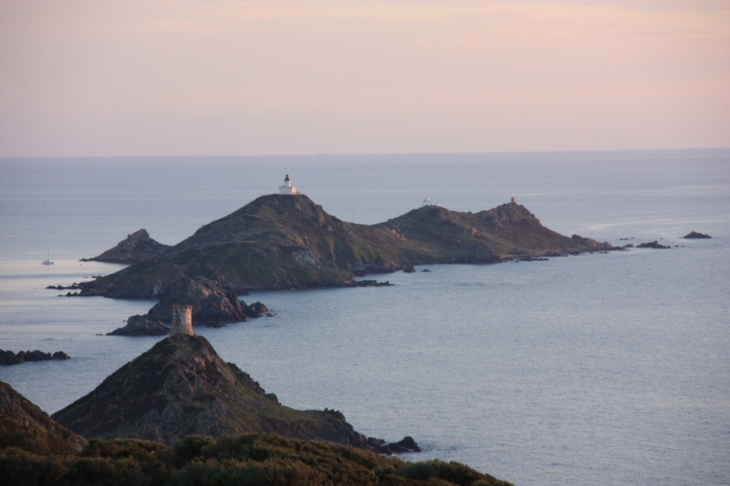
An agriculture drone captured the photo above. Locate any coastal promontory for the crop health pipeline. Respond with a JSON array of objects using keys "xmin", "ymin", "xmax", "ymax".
[
  {"xmin": 52, "ymin": 333, "xmax": 418, "ymax": 454},
  {"xmin": 81, "ymin": 228, "xmax": 170, "ymax": 264}
]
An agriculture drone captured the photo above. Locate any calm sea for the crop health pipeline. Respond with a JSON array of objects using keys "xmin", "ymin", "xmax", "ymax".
[{"xmin": 1, "ymin": 151, "xmax": 729, "ymax": 485}]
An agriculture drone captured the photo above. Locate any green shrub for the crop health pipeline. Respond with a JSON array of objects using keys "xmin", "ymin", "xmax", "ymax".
[
  {"xmin": 169, "ymin": 435, "xmax": 217, "ymax": 468},
  {"xmin": 1, "ymin": 433, "xmax": 511, "ymax": 486}
]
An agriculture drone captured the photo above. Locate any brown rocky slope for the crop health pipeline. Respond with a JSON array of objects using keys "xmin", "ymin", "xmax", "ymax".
[
  {"xmin": 0, "ymin": 381, "xmax": 87, "ymax": 454},
  {"xmin": 51, "ymin": 334, "xmax": 418, "ymax": 454}
]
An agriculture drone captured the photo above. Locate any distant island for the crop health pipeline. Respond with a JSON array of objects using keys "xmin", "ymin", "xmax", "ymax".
[{"xmin": 73, "ymin": 192, "xmax": 614, "ymax": 329}]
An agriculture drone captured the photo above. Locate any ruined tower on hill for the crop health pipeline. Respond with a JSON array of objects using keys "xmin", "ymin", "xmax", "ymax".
[{"xmin": 170, "ymin": 305, "xmax": 193, "ymax": 336}]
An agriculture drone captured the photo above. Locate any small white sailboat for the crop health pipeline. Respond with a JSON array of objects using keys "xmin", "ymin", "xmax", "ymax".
[{"xmin": 42, "ymin": 249, "xmax": 54, "ymax": 265}]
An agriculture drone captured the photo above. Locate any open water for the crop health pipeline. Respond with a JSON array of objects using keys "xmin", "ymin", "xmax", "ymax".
[{"xmin": 0, "ymin": 150, "xmax": 728, "ymax": 485}]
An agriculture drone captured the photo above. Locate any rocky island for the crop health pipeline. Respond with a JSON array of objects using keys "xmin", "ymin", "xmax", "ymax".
[
  {"xmin": 75, "ymin": 194, "xmax": 613, "ymax": 328},
  {"xmin": 637, "ymin": 241, "xmax": 671, "ymax": 249},
  {"xmin": 683, "ymin": 231, "xmax": 711, "ymax": 239},
  {"xmin": 0, "ymin": 349, "xmax": 70, "ymax": 366}
]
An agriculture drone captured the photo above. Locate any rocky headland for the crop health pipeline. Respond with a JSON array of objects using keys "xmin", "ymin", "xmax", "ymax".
[
  {"xmin": 81, "ymin": 228, "xmax": 170, "ymax": 264},
  {"xmin": 0, "ymin": 327, "xmax": 513, "ymax": 484},
  {"xmin": 52, "ymin": 333, "xmax": 418, "ymax": 455},
  {"xmin": 74, "ymin": 194, "xmax": 613, "ymax": 328},
  {"xmin": 0, "ymin": 349, "xmax": 70, "ymax": 366}
]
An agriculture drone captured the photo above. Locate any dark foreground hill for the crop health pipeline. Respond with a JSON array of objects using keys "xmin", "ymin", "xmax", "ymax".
[
  {"xmin": 0, "ymin": 381, "xmax": 87, "ymax": 454},
  {"xmin": 52, "ymin": 334, "xmax": 416, "ymax": 454},
  {"xmin": 1, "ymin": 343, "xmax": 512, "ymax": 485},
  {"xmin": 0, "ymin": 433, "xmax": 512, "ymax": 486},
  {"xmin": 77, "ymin": 195, "xmax": 612, "ymax": 327}
]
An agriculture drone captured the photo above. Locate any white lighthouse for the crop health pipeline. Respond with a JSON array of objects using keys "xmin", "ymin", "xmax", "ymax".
[{"xmin": 279, "ymin": 174, "xmax": 297, "ymax": 195}]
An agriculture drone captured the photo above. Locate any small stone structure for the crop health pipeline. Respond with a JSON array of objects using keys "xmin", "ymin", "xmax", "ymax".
[
  {"xmin": 511, "ymin": 197, "xmax": 517, "ymax": 204},
  {"xmin": 170, "ymin": 305, "xmax": 193, "ymax": 336}
]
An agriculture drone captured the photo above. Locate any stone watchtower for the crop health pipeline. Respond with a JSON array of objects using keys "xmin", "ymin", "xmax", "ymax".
[{"xmin": 170, "ymin": 305, "xmax": 193, "ymax": 336}]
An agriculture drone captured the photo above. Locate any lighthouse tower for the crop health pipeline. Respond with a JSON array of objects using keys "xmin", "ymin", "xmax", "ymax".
[{"xmin": 279, "ymin": 174, "xmax": 297, "ymax": 195}]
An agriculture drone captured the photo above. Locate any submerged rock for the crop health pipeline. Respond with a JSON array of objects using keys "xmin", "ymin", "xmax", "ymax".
[{"xmin": 351, "ymin": 279, "xmax": 393, "ymax": 287}]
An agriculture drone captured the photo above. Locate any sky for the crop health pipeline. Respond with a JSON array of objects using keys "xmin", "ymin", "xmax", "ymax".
[{"xmin": 1, "ymin": 0, "xmax": 728, "ymax": 156}]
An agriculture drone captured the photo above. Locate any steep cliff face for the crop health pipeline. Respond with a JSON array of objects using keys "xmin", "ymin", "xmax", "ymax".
[
  {"xmin": 0, "ymin": 381, "xmax": 87, "ymax": 453},
  {"xmin": 80, "ymin": 195, "xmax": 612, "ymax": 304},
  {"xmin": 51, "ymin": 335, "xmax": 416, "ymax": 452}
]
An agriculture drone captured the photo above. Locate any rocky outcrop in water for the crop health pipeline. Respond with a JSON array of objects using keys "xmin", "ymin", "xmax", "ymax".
[
  {"xmin": 637, "ymin": 241, "xmax": 671, "ymax": 249},
  {"xmin": 0, "ymin": 350, "xmax": 70, "ymax": 366},
  {"xmin": 683, "ymin": 231, "xmax": 711, "ymax": 239},
  {"xmin": 367, "ymin": 435, "xmax": 421, "ymax": 454},
  {"xmin": 107, "ymin": 315, "xmax": 168, "ymax": 336},
  {"xmin": 81, "ymin": 229, "xmax": 170, "ymax": 264},
  {"xmin": 52, "ymin": 334, "xmax": 418, "ymax": 452}
]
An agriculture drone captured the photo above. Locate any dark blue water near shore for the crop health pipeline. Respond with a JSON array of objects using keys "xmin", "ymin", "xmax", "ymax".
[{"xmin": 1, "ymin": 150, "xmax": 729, "ymax": 485}]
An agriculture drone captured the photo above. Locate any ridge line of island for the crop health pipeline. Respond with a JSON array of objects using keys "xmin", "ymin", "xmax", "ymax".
[{"xmin": 46, "ymin": 193, "xmax": 711, "ymax": 336}]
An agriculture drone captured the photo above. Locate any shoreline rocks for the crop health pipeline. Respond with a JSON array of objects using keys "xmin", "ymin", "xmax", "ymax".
[
  {"xmin": 366, "ymin": 435, "xmax": 422, "ymax": 454},
  {"xmin": 46, "ymin": 283, "xmax": 83, "ymax": 290},
  {"xmin": 351, "ymin": 279, "xmax": 393, "ymax": 287},
  {"xmin": 0, "ymin": 349, "xmax": 70, "ymax": 366}
]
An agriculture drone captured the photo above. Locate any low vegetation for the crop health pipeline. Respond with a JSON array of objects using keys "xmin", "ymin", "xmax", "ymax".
[{"xmin": 0, "ymin": 434, "xmax": 513, "ymax": 486}]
